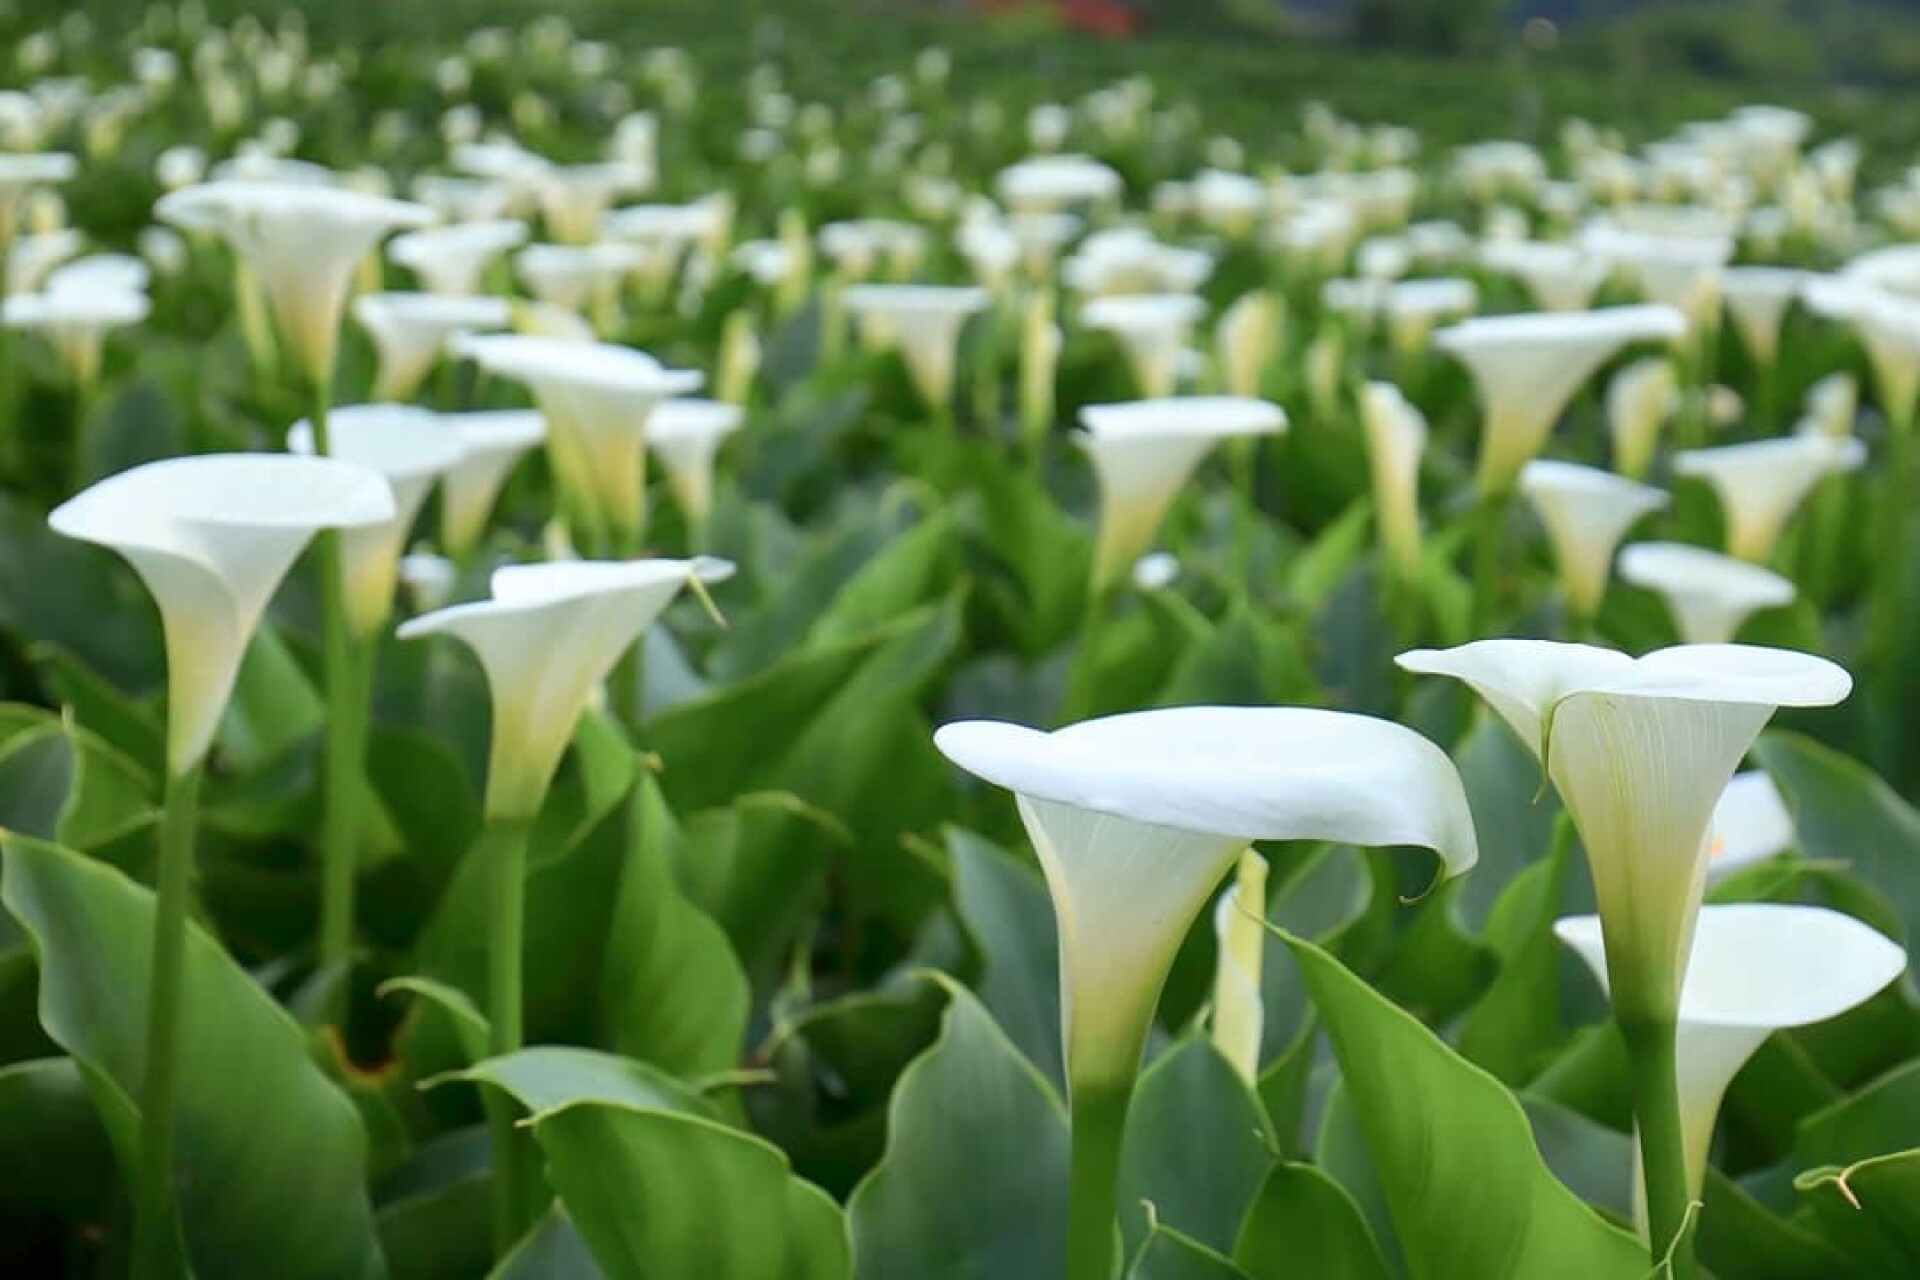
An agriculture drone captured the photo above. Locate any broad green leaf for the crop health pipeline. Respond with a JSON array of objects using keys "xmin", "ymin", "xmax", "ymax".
[
  {"xmin": 597, "ymin": 774, "xmax": 750, "ymax": 1079},
  {"xmin": 1451, "ymin": 711, "xmax": 1562, "ymax": 932},
  {"xmin": 1697, "ymin": 1167, "xmax": 1851, "ymax": 1280},
  {"xmin": 375, "ymin": 1128, "xmax": 493, "ymax": 1280},
  {"xmin": 1285, "ymin": 931, "xmax": 1649, "ymax": 1279},
  {"xmin": 0, "ymin": 1055, "xmax": 113, "ymax": 1219},
  {"xmin": 381, "ymin": 977, "xmax": 490, "ymax": 1065},
  {"xmin": 946, "ymin": 825, "xmax": 1062, "ymax": 1088},
  {"xmin": 847, "ymin": 978, "xmax": 1068, "ymax": 1279},
  {"xmin": 1127, "ymin": 1223, "xmax": 1251, "ymax": 1280},
  {"xmin": 0, "ymin": 724, "xmax": 69, "ymax": 839},
  {"xmin": 809, "ymin": 507, "xmax": 957, "ymax": 645},
  {"xmin": 449, "ymin": 1045, "xmax": 714, "ymax": 1120},
  {"xmin": 1118, "ymin": 1036, "xmax": 1275, "ymax": 1258},
  {"xmin": 1796, "ymin": 1150, "xmax": 1920, "ymax": 1275},
  {"xmin": 533, "ymin": 1100, "xmax": 851, "ymax": 1279},
  {"xmin": 1521, "ymin": 1095, "xmax": 1630, "ymax": 1219},
  {"xmin": 490, "ymin": 1207, "xmax": 604, "ymax": 1280},
  {"xmin": 216, "ymin": 625, "xmax": 324, "ymax": 774},
  {"xmin": 0, "ymin": 834, "xmax": 387, "ymax": 1280},
  {"xmin": 1459, "ymin": 837, "xmax": 1571, "ymax": 1084},
  {"xmin": 1232, "ymin": 1162, "xmax": 1390, "ymax": 1280}
]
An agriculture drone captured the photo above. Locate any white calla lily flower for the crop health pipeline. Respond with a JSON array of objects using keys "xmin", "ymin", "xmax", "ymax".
[
  {"xmin": 388, "ymin": 219, "xmax": 528, "ymax": 296},
  {"xmin": 1803, "ymin": 277, "xmax": 1920, "ymax": 430},
  {"xmin": 398, "ymin": 552, "xmax": 458, "ymax": 615},
  {"xmin": 1720, "ymin": 267, "xmax": 1805, "ymax": 366},
  {"xmin": 1672, "ymin": 435, "xmax": 1866, "ymax": 562},
  {"xmin": 49, "ymin": 454, "xmax": 395, "ymax": 775},
  {"xmin": 996, "ymin": 153, "xmax": 1122, "ymax": 214},
  {"xmin": 1077, "ymin": 396, "xmax": 1286, "ymax": 591},
  {"xmin": 1606, "ymin": 357, "xmax": 1679, "ymax": 480},
  {"xmin": 289, "ymin": 404, "xmax": 464, "ymax": 635},
  {"xmin": 647, "ymin": 398, "xmax": 744, "ymax": 531},
  {"xmin": 935, "ymin": 706, "xmax": 1477, "ymax": 1091},
  {"xmin": 1215, "ymin": 291, "xmax": 1281, "ymax": 398},
  {"xmin": 1359, "ymin": 381, "xmax": 1428, "ymax": 583},
  {"xmin": 156, "ymin": 180, "xmax": 435, "ymax": 387},
  {"xmin": 352, "ymin": 291, "xmax": 511, "ymax": 402},
  {"xmin": 1478, "ymin": 239, "xmax": 1607, "ymax": 312},
  {"xmin": 1398, "ymin": 639, "xmax": 1850, "ymax": 1020},
  {"xmin": 533, "ymin": 161, "xmax": 647, "ymax": 245},
  {"xmin": 1081, "ymin": 292, "xmax": 1207, "ymax": 398},
  {"xmin": 46, "ymin": 253, "xmax": 151, "ymax": 297},
  {"xmin": 1434, "ymin": 304, "xmax": 1687, "ymax": 491},
  {"xmin": 514, "ymin": 241, "xmax": 643, "ymax": 314},
  {"xmin": 1801, "ymin": 371, "xmax": 1857, "ymax": 440},
  {"xmin": 1518, "ymin": 460, "xmax": 1668, "ymax": 625},
  {"xmin": 0, "ymin": 151, "xmax": 74, "ymax": 243},
  {"xmin": 454, "ymin": 334, "xmax": 700, "ymax": 549},
  {"xmin": 1210, "ymin": 849, "xmax": 1268, "ymax": 1084},
  {"xmin": 8, "ymin": 228, "xmax": 82, "ymax": 295},
  {"xmin": 3, "ymin": 286, "xmax": 148, "ymax": 386},
  {"xmin": 438, "ymin": 409, "xmax": 547, "ymax": 559},
  {"xmin": 841, "ymin": 283, "xmax": 990, "ymax": 411},
  {"xmin": 1557, "ymin": 905, "xmax": 1903, "ymax": 1220},
  {"xmin": 1618, "ymin": 542, "xmax": 1796, "ymax": 644},
  {"xmin": 1705, "ymin": 771, "xmax": 1795, "ymax": 886},
  {"xmin": 399, "ymin": 558, "xmax": 723, "ymax": 819}
]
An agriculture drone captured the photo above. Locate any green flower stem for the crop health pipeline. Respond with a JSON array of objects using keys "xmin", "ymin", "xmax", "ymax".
[
  {"xmin": 1470, "ymin": 486, "xmax": 1508, "ymax": 632},
  {"xmin": 308, "ymin": 391, "xmax": 367, "ymax": 991},
  {"xmin": 1869, "ymin": 403, "xmax": 1916, "ymax": 675},
  {"xmin": 1621, "ymin": 1015, "xmax": 1697, "ymax": 1280},
  {"xmin": 1066, "ymin": 1080, "xmax": 1131, "ymax": 1280},
  {"xmin": 1060, "ymin": 583, "xmax": 1113, "ymax": 726},
  {"xmin": 133, "ymin": 763, "xmax": 204, "ymax": 1280},
  {"xmin": 480, "ymin": 817, "xmax": 534, "ymax": 1256},
  {"xmin": 1230, "ymin": 436, "xmax": 1258, "ymax": 586}
]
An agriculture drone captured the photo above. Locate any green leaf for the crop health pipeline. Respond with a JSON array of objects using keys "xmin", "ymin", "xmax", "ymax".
[
  {"xmin": 375, "ymin": 1128, "xmax": 493, "ymax": 1280},
  {"xmin": 1118, "ymin": 1037, "xmax": 1275, "ymax": 1258},
  {"xmin": 490, "ymin": 1207, "xmax": 604, "ymax": 1280},
  {"xmin": 597, "ymin": 774, "xmax": 750, "ymax": 1079},
  {"xmin": 532, "ymin": 1100, "xmax": 851, "ymax": 1279},
  {"xmin": 1458, "ymin": 835, "xmax": 1571, "ymax": 1084},
  {"xmin": 448, "ymin": 1045, "xmax": 715, "ymax": 1120},
  {"xmin": 847, "ymin": 978, "xmax": 1068, "ymax": 1279},
  {"xmin": 1451, "ymin": 711, "xmax": 1562, "ymax": 932},
  {"xmin": 0, "ymin": 833, "xmax": 387, "ymax": 1280},
  {"xmin": 809, "ymin": 507, "xmax": 957, "ymax": 645},
  {"xmin": 1127, "ymin": 1223, "xmax": 1252, "ymax": 1280},
  {"xmin": 0, "ymin": 1055, "xmax": 113, "ymax": 1219},
  {"xmin": 1796, "ymin": 1150, "xmax": 1920, "ymax": 1275},
  {"xmin": 1698, "ymin": 1167, "xmax": 1851, "ymax": 1280},
  {"xmin": 0, "ymin": 723, "xmax": 71, "ymax": 839},
  {"xmin": 1232, "ymin": 1162, "xmax": 1391, "ymax": 1280},
  {"xmin": 216, "ymin": 625, "xmax": 325, "ymax": 775},
  {"xmin": 1284, "ymin": 930, "xmax": 1649, "ymax": 1279},
  {"xmin": 380, "ymin": 977, "xmax": 490, "ymax": 1065},
  {"xmin": 946, "ymin": 825, "xmax": 1062, "ymax": 1089}
]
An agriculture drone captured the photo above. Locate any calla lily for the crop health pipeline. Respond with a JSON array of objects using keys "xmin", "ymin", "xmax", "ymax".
[
  {"xmin": 533, "ymin": 161, "xmax": 646, "ymax": 245},
  {"xmin": 438, "ymin": 409, "xmax": 547, "ymax": 559},
  {"xmin": 1803, "ymin": 277, "xmax": 1920, "ymax": 432},
  {"xmin": 819, "ymin": 218, "xmax": 927, "ymax": 281},
  {"xmin": 9, "ymin": 228, "xmax": 81, "ymax": 294},
  {"xmin": 514, "ymin": 241, "xmax": 642, "ymax": 314},
  {"xmin": 1618, "ymin": 542, "xmax": 1796, "ymax": 644},
  {"xmin": 1062, "ymin": 228, "xmax": 1211, "ymax": 297},
  {"xmin": 933, "ymin": 705, "xmax": 1476, "ymax": 1280},
  {"xmin": 1802, "ymin": 371, "xmax": 1857, "ymax": 440},
  {"xmin": 1359, "ymin": 381, "xmax": 1428, "ymax": 584},
  {"xmin": 1081, "ymin": 292, "xmax": 1207, "ymax": 398},
  {"xmin": 1581, "ymin": 220, "xmax": 1732, "ymax": 333},
  {"xmin": 841, "ymin": 283, "xmax": 989, "ymax": 412},
  {"xmin": 1077, "ymin": 396, "xmax": 1286, "ymax": 591},
  {"xmin": 156, "ymin": 180, "xmax": 435, "ymax": 388},
  {"xmin": 0, "ymin": 151, "xmax": 74, "ymax": 245},
  {"xmin": 2, "ymin": 285, "xmax": 148, "ymax": 387},
  {"xmin": 48, "ymin": 453, "xmax": 395, "ymax": 775},
  {"xmin": 647, "ymin": 398, "xmax": 743, "ymax": 536},
  {"xmin": 289, "ymin": 404, "xmax": 464, "ymax": 635},
  {"xmin": 1557, "ymin": 905, "xmax": 1903, "ymax": 1217},
  {"xmin": 1382, "ymin": 277, "xmax": 1478, "ymax": 354},
  {"xmin": 1720, "ymin": 267, "xmax": 1805, "ymax": 366},
  {"xmin": 1705, "ymin": 771, "xmax": 1794, "ymax": 886},
  {"xmin": 1434, "ymin": 304, "xmax": 1687, "ymax": 492},
  {"xmin": 1215, "ymin": 290, "xmax": 1281, "ymax": 398},
  {"xmin": 352, "ymin": 291, "xmax": 511, "ymax": 402},
  {"xmin": 1518, "ymin": 460, "xmax": 1668, "ymax": 626},
  {"xmin": 388, "ymin": 218, "xmax": 528, "ymax": 295},
  {"xmin": 454, "ymin": 333, "xmax": 700, "ymax": 550},
  {"xmin": 1210, "ymin": 849, "xmax": 1268, "ymax": 1084},
  {"xmin": 398, "ymin": 552, "xmax": 458, "ymax": 614},
  {"xmin": 1672, "ymin": 435, "xmax": 1867, "ymax": 562},
  {"xmin": 1478, "ymin": 238, "xmax": 1607, "ymax": 312},
  {"xmin": 1397, "ymin": 638, "xmax": 1850, "ymax": 1021},
  {"xmin": 1607, "ymin": 356, "xmax": 1679, "ymax": 480},
  {"xmin": 46, "ymin": 252, "xmax": 151, "ymax": 296},
  {"xmin": 400, "ymin": 557, "xmax": 723, "ymax": 819},
  {"xmin": 995, "ymin": 153, "xmax": 1122, "ymax": 214}
]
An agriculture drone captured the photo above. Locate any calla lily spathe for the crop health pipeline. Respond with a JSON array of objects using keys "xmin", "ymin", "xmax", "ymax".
[
  {"xmin": 454, "ymin": 334, "xmax": 700, "ymax": 549},
  {"xmin": 399, "ymin": 558, "xmax": 729, "ymax": 819},
  {"xmin": 353, "ymin": 291, "xmax": 512, "ymax": 402},
  {"xmin": 1359, "ymin": 381, "xmax": 1428, "ymax": 583},
  {"xmin": 1210, "ymin": 849, "xmax": 1268, "ymax": 1084},
  {"xmin": 1606, "ymin": 357, "xmax": 1679, "ymax": 480},
  {"xmin": 1398, "ymin": 639, "xmax": 1850, "ymax": 1020},
  {"xmin": 49, "ymin": 454, "xmax": 395, "ymax": 775},
  {"xmin": 1617, "ymin": 542, "xmax": 1797, "ymax": 645},
  {"xmin": 289, "ymin": 404, "xmax": 464, "ymax": 635},
  {"xmin": 0, "ymin": 151, "xmax": 75, "ymax": 244},
  {"xmin": 156, "ymin": 180, "xmax": 436, "ymax": 388},
  {"xmin": 841, "ymin": 283, "xmax": 989, "ymax": 411},
  {"xmin": 1434, "ymin": 304, "xmax": 1687, "ymax": 492},
  {"xmin": 1557, "ymin": 905, "xmax": 1903, "ymax": 1216},
  {"xmin": 1518, "ymin": 460, "xmax": 1668, "ymax": 625},
  {"xmin": 1803, "ymin": 277, "xmax": 1920, "ymax": 430},
  {"xmin": 1214, "ymin": 291, "xmax": 1281, "ymax": 398},
  {"xmin": 388, "ymin": 219, "xmax": 528, "ymax": 296},
  {"xmin": 1478, "ymin": 239, "xmax": 1607, "ymax": 312},
  {"xmin": 1081, "ymin": 292, "xmax": 1206, "ymax": 398},
  {"xmin": 934, "ymin": 706, "xmax": 1477, "ymax": 1090},
  {"xmin": 1720, "ymin": 267, "xmax": 1805, "ymax": 366},
  {"xmin": 1077, "ymin": 396, "xmax": 1286, "ymax": 592},
  {"xmin": 1672, "ymin": 434, "xmax": 1866, "ymax": 562},
  {"xmin": 439, "ymin": 410, "xmax": 547, "ymax": 559},
  {"xmin": 3, "ymin": 285, "xmax": 148, "ymax": 387},
  {"xmin": 648, "ymin": 398, "xmax": 744, "ymax": 530},
  {"xmin": 1706, "ymin": 771, "xmax": 1795, "ymax": 886},
  {"xmin": 1802, "ymin": 371, "xmax": 1857, "ymax": 440}
]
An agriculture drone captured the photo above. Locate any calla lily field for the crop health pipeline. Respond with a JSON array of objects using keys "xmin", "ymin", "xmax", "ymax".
[{"xmin": 7, "ymin": 3, "xmax": 1920, "ymax": 1278}]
